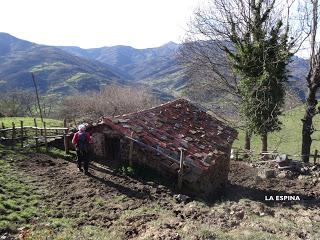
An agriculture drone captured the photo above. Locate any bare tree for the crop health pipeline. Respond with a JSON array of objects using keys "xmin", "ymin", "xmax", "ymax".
[
  {"xmin": 59, "ymin": 84, "xmax": 159, "ymax": 122},
  {"xmin": 0, "ymin": 90, "xmax": 36, "ymax": 117},
  {"xmin": 180, "ymin": 0, "xmax": 307, "ymax": 151}
]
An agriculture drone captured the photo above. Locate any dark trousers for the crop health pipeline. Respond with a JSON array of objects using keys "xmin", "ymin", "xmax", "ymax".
[{"xmin": 76, "ymin": 150, "xmax": 89, "ymax": 173}]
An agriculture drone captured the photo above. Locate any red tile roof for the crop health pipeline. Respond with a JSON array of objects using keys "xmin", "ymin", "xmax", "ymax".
[{"xmin": 101, "ymin": 99, "xmax": 237, "ymax": 171}]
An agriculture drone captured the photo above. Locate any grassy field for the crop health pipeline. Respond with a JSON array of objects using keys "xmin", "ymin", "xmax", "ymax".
[
  {"xmin": 233, "ymin": 105, "xmax": 320, "ymax": 157},
  {"xmin": 0, "ymin": 117, "xmax": 62, "ymax": 128},
  {"xmin": 0, "ymin": 147, "xmax": 39, "ymax": 233}
]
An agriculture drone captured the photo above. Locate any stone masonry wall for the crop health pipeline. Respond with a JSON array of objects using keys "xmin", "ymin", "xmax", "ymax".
[{"xmin": 91, "ymin": 125, "xmax": 231, "ymax": 199}]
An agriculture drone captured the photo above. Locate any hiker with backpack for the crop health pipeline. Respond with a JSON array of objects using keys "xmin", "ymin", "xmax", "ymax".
[{"xmin": 72, "ymin": 124, "xmax": 93, "ymax": 174}]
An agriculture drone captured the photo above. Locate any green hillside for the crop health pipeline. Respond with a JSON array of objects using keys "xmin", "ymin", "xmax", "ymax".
[
  {"xmin": 0, "ymin": 33, "xmax": 125, "ymax": 98},
  {"xmin": 233, "ymin": 105, "xmax": 320, "ymax": 157},
  {"xmin": 60, "ymin": 42, "xmax": 181, "ymax": 81},
  {"xmin": 60, "ymin": 42, "xmax": 309, "ymax": 108},
  {"xmin": 139, "ymin": 69, "xmax": 188, "ymax": 97}
]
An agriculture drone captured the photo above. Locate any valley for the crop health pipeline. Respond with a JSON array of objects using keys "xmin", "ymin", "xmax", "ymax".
[{"xmin": 0, "ymin": 32, "xmax": 309, "ymax": 111}]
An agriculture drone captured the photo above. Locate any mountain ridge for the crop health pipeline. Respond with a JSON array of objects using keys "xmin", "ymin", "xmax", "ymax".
[
  {"xmin": 59, "ymin": 40, "xmax": 309, "ymax": 102},
  {"xmin": 0, "ymin": 32, "xmax": 126, "ymax": 97},
  {"xmin": 0, "ymin": 33, "xmax": 310, "ymax": 107},
  {"xmin": 59, "ymin": 41, "xmax": 181, "ymax": 81}
]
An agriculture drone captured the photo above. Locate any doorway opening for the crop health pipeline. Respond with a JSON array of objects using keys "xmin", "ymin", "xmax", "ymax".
[{"xmin": 105, "ymin": 136, "xmax": 121, "ymax": 161}]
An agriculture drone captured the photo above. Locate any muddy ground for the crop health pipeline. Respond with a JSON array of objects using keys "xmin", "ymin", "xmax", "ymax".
[{"xmin": 5, "ymin": 153, "xmax": 320, "ymax": 239}]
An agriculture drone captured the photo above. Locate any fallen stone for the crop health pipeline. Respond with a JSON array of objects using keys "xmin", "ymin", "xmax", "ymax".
[
  {"xmin": 299, "ymin": 167, "xmax": 310, "ymax": 175},
  {"xmin": 276, "ymin": 154, "xmax": 291, "ymax": 167},
  {"xmin": 276, "ymin": 154, "xmax": 288, "ymax": 161},
  {"xmin": 258, "ymin": 169, "xmax": 276, "ymax": 179},
  {"xmin": 277, "ymin": 172, "xmax": 288, "ymax": 178},
  {"xmin": 234, "ymin": 210, "xmax": 245, "ymax": 220},
  {"xmin": 174, "ymin": 194, "xmax": 191, "ymax": 203}
]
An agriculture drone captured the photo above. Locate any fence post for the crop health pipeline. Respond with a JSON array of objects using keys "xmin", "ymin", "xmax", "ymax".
[
  {"xmin": 20, "ymin": 120, "xmax": 24, "ymax": 148},
  {"xmin": 63, "ymin": 118, "xmax": 69, "ymax": 154},
  {"xmin": 34, "ymin": 118, "xmax": 39, "ymax": 150},
  {"xmin": 0, "ymin": 122, "xmax": 4, "ymax": 138},
  {"xmin": 11, "ymin": 122, "xmax": 16, "ymax": 148},
  {"xmin": 128, "ymin": 132, "xmax": 134, "ymax": 166},
  {"xmin": 178, "ymin": 147, "xmax": 185, "ymax": 190},
  {"xmin": 235, "ymin": 149, "xmax": 239, "ymax": 161},
  {"xmin": 44, "ymin": 122, "xmax": 48, "ymax": 152},
  {"xmin": 314, "ymin": 149, "xmax": 318, "ymax": 165}
]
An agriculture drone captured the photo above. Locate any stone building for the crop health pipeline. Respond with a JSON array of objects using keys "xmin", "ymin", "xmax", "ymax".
[{"xmin": 90, "ymin": 99, "xmax": 237, "ymax": 199}]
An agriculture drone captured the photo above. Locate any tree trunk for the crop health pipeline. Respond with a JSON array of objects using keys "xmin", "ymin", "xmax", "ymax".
[
  {"xmin": 261, "ymin": 133, "xmax": 267, "ymax": 152},
  {"xmin": 301, "ymin": 87, "xmax": 318, "ymax": 163},
  {"xmin": 301, "ymin": 0, "xmax": 319, "ymax": 163},
  {"xmin": 301, "ymin": 117, "xmax": 313, "ymax": 163},
  {"xmin": 244, "ymin": 130, "xmax": 251, "ymax": 150}
]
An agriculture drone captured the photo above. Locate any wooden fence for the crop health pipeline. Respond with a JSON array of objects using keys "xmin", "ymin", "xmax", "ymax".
[
  {"xmin": 232, "ymin": 147, "xmax": 320, "ymax": 164},
  {"xmin": 0, "ymin": 118, "xmax": 70, "ymax": 153}
]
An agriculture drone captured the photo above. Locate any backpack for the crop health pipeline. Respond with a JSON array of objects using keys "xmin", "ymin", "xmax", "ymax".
[{"xmin": 77, "ymin": 132, "xmax": 89, "ymax": 152}]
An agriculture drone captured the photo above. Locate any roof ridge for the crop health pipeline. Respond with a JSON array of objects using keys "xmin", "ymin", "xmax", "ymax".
[
  {"xmin": 110, "ymin": 98, "xmax": 187, "ymax": 119},
  {"xmin": 101, "ymin": 98, "xmax": 235, "ymax": 133}
]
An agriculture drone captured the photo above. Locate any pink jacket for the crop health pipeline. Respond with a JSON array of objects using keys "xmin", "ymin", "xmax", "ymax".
[{"xmin": 72, "ymin": 132, "xmax": 93, "ymax": 145}]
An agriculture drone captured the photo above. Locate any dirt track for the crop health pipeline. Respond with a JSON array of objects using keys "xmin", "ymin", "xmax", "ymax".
[{"xmin": 11, "ymin": 153, "xmax": 320, "ymax": 239}]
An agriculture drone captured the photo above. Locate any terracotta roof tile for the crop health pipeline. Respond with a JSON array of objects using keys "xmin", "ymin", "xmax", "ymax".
[{"xmin": 101, "ymin": 99, "xmax": 237, "ymax": 171}]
